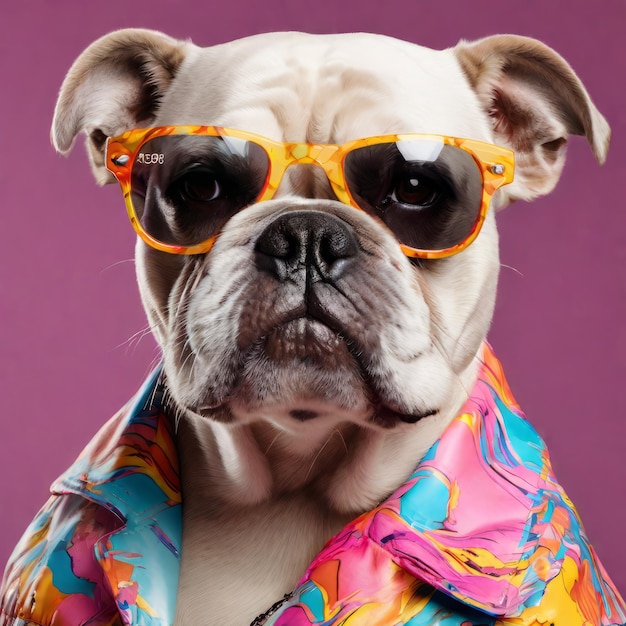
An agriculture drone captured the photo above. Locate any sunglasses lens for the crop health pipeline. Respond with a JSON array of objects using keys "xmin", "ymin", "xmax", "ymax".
[
  {"xmin": 344, "ymin": 140, "xmax": 484, "ymax": 253},
  {"xmin": 130, "ymin": 135, "xmax": 270, "ymax": 247}
]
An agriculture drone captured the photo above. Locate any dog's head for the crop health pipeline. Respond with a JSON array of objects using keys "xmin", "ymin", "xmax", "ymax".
[{"xmin": 52, "ymin": 30, "xmax": 608, "ymax": 508}]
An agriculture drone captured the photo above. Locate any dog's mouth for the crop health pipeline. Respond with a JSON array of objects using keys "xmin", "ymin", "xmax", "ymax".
[
  {"xmin": 189, "ymin": 312, "xmax": 438, "ymax": 427},
  {"xmin": 262, "ymin": 317, "xmax": 350, "ymax": 366},
  {"xmin": 263, "ymin": 317, "xmax": 438, "ymax": 426},
  {"xmin": 369, "ymin": 401, "xmax": 438, "ymax": 427}
]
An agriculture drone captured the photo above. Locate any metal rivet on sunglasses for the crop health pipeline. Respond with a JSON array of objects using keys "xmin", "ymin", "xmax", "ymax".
[
  {"xmin": 111, "ymin": 154, "xmax": 130, "ymax": 166},
  {"xmin": 490, "ymin": 164, "xmax": 505, "ymax": 175}
]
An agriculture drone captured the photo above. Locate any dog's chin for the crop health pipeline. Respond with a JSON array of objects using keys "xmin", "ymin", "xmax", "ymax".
[{"xmin": 183, "ymin": 318, "xmax": 438, "ymax": 429}]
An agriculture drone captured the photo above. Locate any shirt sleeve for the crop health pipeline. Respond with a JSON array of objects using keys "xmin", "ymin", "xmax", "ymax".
[{"xmin": 1, "ymin": 493, "xmax": 123, "ymax": 626}]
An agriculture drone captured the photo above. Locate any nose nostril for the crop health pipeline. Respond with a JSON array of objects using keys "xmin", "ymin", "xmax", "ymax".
[
  {"xmin": 318, "ymin": 229, "xmax": 358, "ymax": 264},
  {"xmin": 254, "ymin": 210, "xmax": 359, "ymax": 282},
  {"xmin": 256, "ymin": 225, "xmax": 300, "ymax": 260}
]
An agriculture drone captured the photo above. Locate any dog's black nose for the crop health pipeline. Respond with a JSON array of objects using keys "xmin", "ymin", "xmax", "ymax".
[{"xmin": 254, "ymin": 211, "xmax": 359, "ymax": 283}]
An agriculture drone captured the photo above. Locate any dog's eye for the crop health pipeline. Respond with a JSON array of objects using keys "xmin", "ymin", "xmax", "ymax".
[
  {"xmin": 390, "ymin": 173, "xmax": 439, "ymax": 207},
  {"xmin": 175, "ymin": 168, "xmax": 222, "ymax": 204}
]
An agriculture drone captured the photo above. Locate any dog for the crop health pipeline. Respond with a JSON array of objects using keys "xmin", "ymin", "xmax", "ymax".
[{"xmin": 1, "ymin": 29, "xmax": 625, "ymax": 626}]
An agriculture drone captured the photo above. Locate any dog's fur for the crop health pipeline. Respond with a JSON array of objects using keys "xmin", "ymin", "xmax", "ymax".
[{"xmin": 52, "ymin": 30, "xmax": 609, "ymax": 624}]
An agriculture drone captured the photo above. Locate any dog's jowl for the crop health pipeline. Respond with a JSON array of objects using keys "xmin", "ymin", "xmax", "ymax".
[{"xmin": 1, "ymin": 30, "xmax": 624, "ymax": 626}]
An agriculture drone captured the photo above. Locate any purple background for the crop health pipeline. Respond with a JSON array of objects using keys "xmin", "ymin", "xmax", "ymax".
[{"xmin": 1, "ymin": 0, "xmax": 624, "ymax": 594}]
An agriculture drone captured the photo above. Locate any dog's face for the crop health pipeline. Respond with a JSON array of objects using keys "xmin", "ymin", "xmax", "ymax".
[
  {"xmin": 52, "ymin": 30, "xmax": 608, "ymax": 508},
  {"xmin": 145, "ymin": 35, "xmax": 502, "ymax": 434}
]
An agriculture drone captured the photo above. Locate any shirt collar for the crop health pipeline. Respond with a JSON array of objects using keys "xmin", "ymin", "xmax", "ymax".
[
  {"xmin": 52, "ymin": 366, "xmax": 182, "ymax": 626},
  {"xmin": 358, "ymin": 344, "xmax": 557, "ymax": 615}
]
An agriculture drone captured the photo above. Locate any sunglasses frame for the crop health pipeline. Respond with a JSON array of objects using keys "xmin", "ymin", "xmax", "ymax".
[{"xmin": 105, "ymin": 126, "xmax": 514, "ymax": 258}]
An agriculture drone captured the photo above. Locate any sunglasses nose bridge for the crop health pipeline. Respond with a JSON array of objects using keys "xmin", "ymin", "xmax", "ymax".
[{"xmin": 267, "ymin": 143, "xmax": 348, "ymax": 203}]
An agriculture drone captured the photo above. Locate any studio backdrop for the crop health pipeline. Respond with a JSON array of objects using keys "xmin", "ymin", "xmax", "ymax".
[{"xmin": 1, "ymin": 0, "xmax": 624, "ymax": 594}]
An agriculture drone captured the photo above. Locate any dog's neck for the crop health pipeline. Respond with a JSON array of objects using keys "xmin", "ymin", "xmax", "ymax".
[{"xmin": 175, "ymin": 355, "xmax": 478, "ymax": 516}]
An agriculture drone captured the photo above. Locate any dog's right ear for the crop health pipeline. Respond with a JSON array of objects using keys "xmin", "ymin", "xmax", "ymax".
[{"xmin": 51, "ymin": 29, "xmax": 189, "ymax": 184}]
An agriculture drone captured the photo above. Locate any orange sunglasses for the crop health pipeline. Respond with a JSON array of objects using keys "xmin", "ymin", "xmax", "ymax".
[{"xmin": 106, "ymin": 126, "xmax": 514, "ymax": 259}]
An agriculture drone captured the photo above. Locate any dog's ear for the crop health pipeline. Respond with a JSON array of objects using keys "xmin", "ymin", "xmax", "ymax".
[
  {"xmin": 51, "ymin": 29, "xmax": 188, "ymax": 184},
  {"xmin": 455, "ymin": 35, "xmax": 610, "ymax": 203}
]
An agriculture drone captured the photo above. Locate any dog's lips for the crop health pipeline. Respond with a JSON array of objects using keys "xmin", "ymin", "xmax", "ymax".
[
  {"xmin": 262, "ymin": 317, "xmax": 352, "ymax": 366},
  {"xmin": 369, "ymin": 402, "xmax": 438, "ymax": 428},
  {"xmin": 258, "ymin": 319, "xmax": 440, "ymax": 426}
]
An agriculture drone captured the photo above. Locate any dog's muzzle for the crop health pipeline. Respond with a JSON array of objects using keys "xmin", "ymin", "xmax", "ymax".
[
  {"xmin": 239, "ymin": 210, "xmax": 362, "ymax": 371},
  {"xmin": 216, "ymin": 207, "xmax": 434, "ymax": 425},
  {"xmin": 169, "ymin": 199, "xmax": 443, "ymax": 428}
]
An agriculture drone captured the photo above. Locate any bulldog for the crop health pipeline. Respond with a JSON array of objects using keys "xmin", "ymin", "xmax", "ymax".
[{"xmin": 1, "ymin": 29, "xmax": 624, "ymax": 626}]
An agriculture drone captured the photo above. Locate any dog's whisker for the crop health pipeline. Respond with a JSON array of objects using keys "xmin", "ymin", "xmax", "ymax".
[
  {"xmin": 500, "ymin": 263, "xmax": 524, "ymax": 277},
  {"xmin": 178, "ymin": 336, "xmax": 196, "ymax": 369},
  {"xmin": 303, "ymin": 429, "xmax": 346, "ymax": 483},
  {"xmin": 162, "ymin": 385, "xmax": 185, "ymax": 433},
  {"xmin": 264, "ymin": 431, "xmax": 283, "ymax": 456},
  {"xmin": 303, "ymin": 439, "xmax": 331, "ymax": 483},
  {"xmin": 149, "ymin": 355, "xmax": 163, "ymax": 374},
  {"xmin": 99, "ymin": 258, "xmax": 136, "ymax": 274},
  {"xmin": 335, "ymin": 428, "xmax": 349, "ymax": 456},
  {"xmin": 115, "ymin": 325, "xmax": 154, "ymax": 354}
]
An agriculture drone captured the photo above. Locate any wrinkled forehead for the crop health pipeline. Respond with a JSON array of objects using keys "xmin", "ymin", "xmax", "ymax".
[{"xmin": 155, "ymin": 32, "xmax": 493, "ymax": 144}]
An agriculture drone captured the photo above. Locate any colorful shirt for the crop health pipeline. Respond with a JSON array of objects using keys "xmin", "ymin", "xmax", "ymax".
[{"xmin": 1, "ymin": 346, "xmax": 624, "ymax": 625}]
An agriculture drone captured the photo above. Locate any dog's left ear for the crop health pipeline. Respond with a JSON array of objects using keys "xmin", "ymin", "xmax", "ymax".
[{"xmin": 455, "ymin": 35, "xmax": 610, "ymax": 203}]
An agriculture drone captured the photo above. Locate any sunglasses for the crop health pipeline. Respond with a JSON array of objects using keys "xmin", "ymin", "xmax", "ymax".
[{"xmin": 105, "ymin": 126, "xmax": 514, "ymax": 259}]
